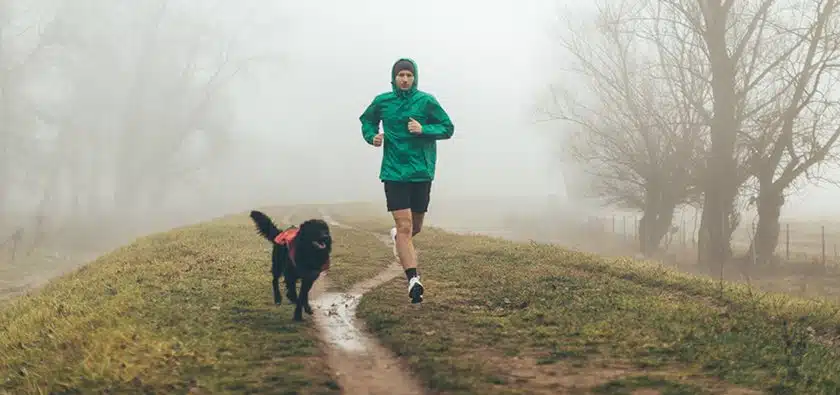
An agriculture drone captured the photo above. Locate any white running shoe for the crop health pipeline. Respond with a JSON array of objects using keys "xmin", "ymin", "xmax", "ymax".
[
  {"xmin": 390, "ymin": 227, "xmax": 398, "ymax": 258},
  {"xmin": 408, "ymin": 276, "xmax": 424, "ymax": 304}
]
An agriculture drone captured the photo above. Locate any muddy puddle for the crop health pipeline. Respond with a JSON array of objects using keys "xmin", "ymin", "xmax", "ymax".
[{"xmin": 313, "ymin": 292, "xmax": 367, "ymax": 353}]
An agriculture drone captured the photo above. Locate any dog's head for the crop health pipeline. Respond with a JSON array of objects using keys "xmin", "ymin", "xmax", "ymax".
[{"xmin": 296, "ymin": 219, "xmax": 332, "ymax": 253}]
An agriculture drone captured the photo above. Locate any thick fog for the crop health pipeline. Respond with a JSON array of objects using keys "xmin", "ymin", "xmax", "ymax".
[
  {"xmin": 5, "ymin": 0, "xmax": 840, "ymax": 262},
  {"xmin": 244, "ymin": 0, "xmax": 567, "ymax": 204},
  {"xmin": 2, "ymin": 0, "xmax": 587, "ymax": 217}
]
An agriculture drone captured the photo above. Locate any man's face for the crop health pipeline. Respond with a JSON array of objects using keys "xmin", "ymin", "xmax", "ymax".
[{"xmin": 395, "ymin": 70, "xmax": 414, "ymax": 91}]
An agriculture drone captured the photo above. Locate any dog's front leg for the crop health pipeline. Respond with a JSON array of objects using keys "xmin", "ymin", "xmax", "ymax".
[
  {"xmin": 294, "ymin": 277, "xmax": 315, "ymax": 321},
  {"xmin": 301, "ymin": 276, "xmax": 315, "ymax": 315},
  {"xmin": 271, "ymin": 275, "xmax": 282, "ymax": 305},
  {"xmin": 284, "ymin": 274, "xmax": 299, "ymax": 304}
]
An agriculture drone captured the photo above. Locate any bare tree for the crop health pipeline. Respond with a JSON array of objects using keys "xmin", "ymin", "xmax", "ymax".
[
  {"xmin": 544, "ymin": 1, "xmax": 705, "ymax": 256},
  {"xmin": 546, "ymin": 0, "xmax": 840, "ymax": 270},
  {"xmin": 111, "ymin": 1, "xmax": 273, "ymax": 219},
  {"xmin": 644, "ymin": 0, "xmax": 829, "ymax": 271},
  {"xmin": 30, "ymin": 1, "xmax": 265, "ymax": 223},
  {"xmin": 652, "ymin": 0, "xmax": 840, "ymax": 267},
  {"xmin": 740, "ymin": 0, "xmax": 840, "ymax": 265},
  {"xmin": 0, "ymin": 0, "xmax": 57, "ymax": 232},
  {"xmin": 0, "ymin": 0, "xmax": 283, "ymax": 252},
  {"xmin": 670, "ymin": 0, "xmax": 760, "ymax": 270}
]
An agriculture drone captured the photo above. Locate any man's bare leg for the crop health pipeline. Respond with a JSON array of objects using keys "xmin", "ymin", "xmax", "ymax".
[
  {"xmin": 410, "ymin": 212, "xmax": 424, "ymax": 260},
  {"xmin": 391, "ymin": 208, "xmax": 423, "ymax": 303},
  {"xmin": 411, "ymin": 212, "xmax": 424, "ymax": 235},
  {"xmin": 390, "ymin": 216, "xmax": 423, "ymax": 258},
  {"xmin": 392, "ymin": 209, "xmax": 417, "ymax": 269}
]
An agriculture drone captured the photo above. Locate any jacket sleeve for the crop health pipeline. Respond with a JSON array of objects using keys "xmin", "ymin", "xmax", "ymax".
[
  {"xmin": 419, "ymin": 95, "xmax": 454, "ymax": 140},
  {"xmin": 359, "ymin": 97, "xmax": 381, "ymax": 145}
]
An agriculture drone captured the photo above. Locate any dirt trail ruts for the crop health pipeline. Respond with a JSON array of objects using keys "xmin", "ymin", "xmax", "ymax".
[{"xmin": 310, "ymin": 211, "xmax": 427, "ymax": 395}]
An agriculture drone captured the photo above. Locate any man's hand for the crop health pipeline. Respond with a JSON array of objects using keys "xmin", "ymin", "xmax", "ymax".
[
  {"xmin": 372, "ymin": 132, "xmax": 383, "ymax": 147},
  {"xmin": 408, "ymin": 118, "xmax": 423, "ymax": 134}
]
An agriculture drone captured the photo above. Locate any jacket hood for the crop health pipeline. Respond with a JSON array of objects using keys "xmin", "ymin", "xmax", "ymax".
[{"xmin": 391, "ymin": 57, "xmax": 418, "ymax": 97}]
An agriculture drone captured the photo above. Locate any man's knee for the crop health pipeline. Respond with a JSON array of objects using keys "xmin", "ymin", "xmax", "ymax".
[{"xmin": 394, "ymin": 216, "xmax": 413, "ymax": 236}]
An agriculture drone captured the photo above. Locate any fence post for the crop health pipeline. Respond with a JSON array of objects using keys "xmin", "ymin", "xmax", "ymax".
[
  {"xmin": 634, "ymin": 216, "xmax": 639, "ymax": 241},
  {"xmin": 612, "ymin": 216, "xmax": 615, "ymax": 234},
  {"xmin": 623, "ymin": 216, "xmax": 627, "ymax": 241},
  {"xmin": 822, "ymin": 225, "xmax": 826, "ymax": 265},
  {"xmin": 786, "ymin": 223, "xmax": 790, "ymax": 261}
]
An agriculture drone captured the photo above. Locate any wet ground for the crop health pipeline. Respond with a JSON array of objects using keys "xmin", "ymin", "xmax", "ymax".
[{"xmin": 314, "ymin": 213, "xmax": 426, "ymax": 394}]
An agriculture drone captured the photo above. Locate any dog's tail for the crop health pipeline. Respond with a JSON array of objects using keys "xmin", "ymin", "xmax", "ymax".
[{"xmin": 249, "ymin": 210, "xmax": 282, "ymax": 243}]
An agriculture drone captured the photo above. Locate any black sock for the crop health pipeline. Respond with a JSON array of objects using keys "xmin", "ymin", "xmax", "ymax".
[{"xmin": 405, "ymin": 268, "xmax": 418, "ymax": 281}]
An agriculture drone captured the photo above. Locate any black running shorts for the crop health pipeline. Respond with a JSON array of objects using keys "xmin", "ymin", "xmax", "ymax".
[{"xmin": 383, "ymin": 181, "xmax": 432, "ymax": 213}]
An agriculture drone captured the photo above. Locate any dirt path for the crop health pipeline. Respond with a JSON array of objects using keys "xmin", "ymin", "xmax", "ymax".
[{"xmin": 310, "ymin": 211, "xmax": 427, "ymax": 395}]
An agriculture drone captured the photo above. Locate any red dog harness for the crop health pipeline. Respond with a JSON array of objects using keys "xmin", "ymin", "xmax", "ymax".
[{"xmin": 274, "ymin": 227, "xmax": 330, "ymax": 272}]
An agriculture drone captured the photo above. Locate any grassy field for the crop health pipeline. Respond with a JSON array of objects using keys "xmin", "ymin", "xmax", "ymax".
[
  {"xmin": 0, "ymin": 207, "xmax": 392, "ymax": 394},
  {"xmin": 356, "ymin": 226, "xmax": 840, "ymax": 394},
  {"xmin": 4, "ymin": 203, "xmax": 840, "ymax": 394}
]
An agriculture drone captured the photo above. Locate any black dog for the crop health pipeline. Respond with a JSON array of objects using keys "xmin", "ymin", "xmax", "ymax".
[{"xmin": 249, "ymin": 210, "xmax": 332, "ymax": 321}]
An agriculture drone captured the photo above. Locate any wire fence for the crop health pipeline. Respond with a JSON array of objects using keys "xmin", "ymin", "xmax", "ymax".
[{"xmin": 585, "ymin": 215, "xmax": 840, "ymax": 265}]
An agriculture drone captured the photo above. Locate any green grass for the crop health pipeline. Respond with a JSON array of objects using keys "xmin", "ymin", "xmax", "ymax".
[
  {"xmin": 5, "ymin": 204, "xmax": 840, "ymax": 394},
  {"xmin": 0, "ymin": 208, "xmax": 389, "ymax": 394},
  {"xmin": 324, "ymin": 206, "xmax": 394, "ymax": 235},
  {"xmin": 356, "ymin": 226, "xmax": 840, "ymax": 395},
  {"xmin": 320, "ymin": 224, "xmax": 394, "ymax": 292}
]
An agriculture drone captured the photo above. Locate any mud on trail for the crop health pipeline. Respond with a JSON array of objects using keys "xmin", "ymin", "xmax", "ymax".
[{"xmin": 310, "ymin": 212, "xmax": 427, "ymax": 395}]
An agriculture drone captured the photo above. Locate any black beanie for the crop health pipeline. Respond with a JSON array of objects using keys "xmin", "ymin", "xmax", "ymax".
[{"xmin": 392, "ymin": 60, "xmax": 415, "ymax": 78}]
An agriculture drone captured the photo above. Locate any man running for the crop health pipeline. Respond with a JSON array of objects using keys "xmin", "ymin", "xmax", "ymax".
[{"xmin": 359, "ymin": 57, "xmax": 455, "ymax": 304}]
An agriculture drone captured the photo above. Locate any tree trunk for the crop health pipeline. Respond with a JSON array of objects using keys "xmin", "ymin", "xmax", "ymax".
[
  {"xmin": 639, "ymin": 209, "xmax": 675, "ymax": 256},
  {"xmin": 751, "ymin": 188, "xmax": 784, "ymax": 265},
  {"xmin": 698, "ymin": 188, "xmax": 738, "ymax": 273},
  {"xmin": 697, "ymin": 2, "xmax": 739, "ymax": 272},
  {"xmin": 638, "ymin": 186, "xmax": 676, "ymax": 256},
  {"xmin": 639, "ymin": 213, "xmax": 654, "ymax": 255}
]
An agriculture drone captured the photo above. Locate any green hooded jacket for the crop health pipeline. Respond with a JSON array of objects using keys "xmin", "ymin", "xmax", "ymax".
[{"xmin": 359, "ymin": 58, "xmax": 455, "ymax": 182}]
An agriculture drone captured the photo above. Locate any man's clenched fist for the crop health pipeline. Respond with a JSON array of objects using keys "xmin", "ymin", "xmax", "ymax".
[{"xmin": 408, "ymin": 118, "xmax": 423, "ymax": 134}]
